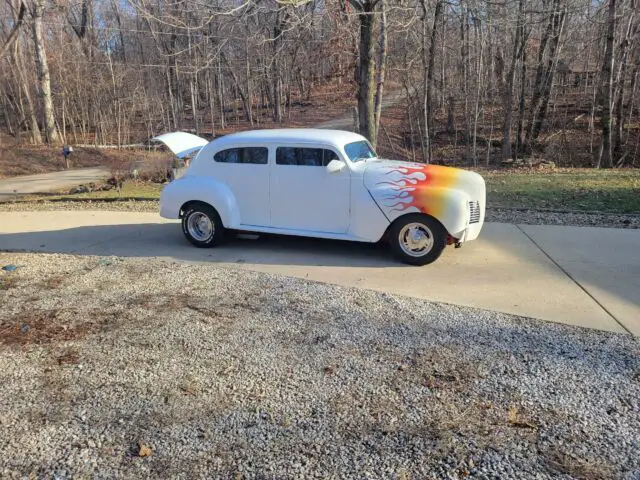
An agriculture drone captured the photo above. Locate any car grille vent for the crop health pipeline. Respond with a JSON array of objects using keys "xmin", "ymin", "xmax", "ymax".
[{"xmin": 469, "ymin": 201, "xmax": 481, "ymax": 224}]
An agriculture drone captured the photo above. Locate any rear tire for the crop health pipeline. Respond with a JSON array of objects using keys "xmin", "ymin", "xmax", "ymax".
[
  {"xmin": 389, "ymin": 214, "xmax": 447, "ymax": 266},
  {"xmin": 181, "ymin": 203, "xmax": 225, "ymax": 248}
]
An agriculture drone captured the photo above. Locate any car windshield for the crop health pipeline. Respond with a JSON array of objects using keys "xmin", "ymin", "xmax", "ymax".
[{"xmin": 344, "ymin": 141, "xmax": 377, "ymax": 162}]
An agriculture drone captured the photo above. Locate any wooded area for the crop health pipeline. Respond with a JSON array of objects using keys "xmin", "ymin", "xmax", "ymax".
[{"xmin": 0, "ymin": 0, "xmax": 639, "ymax": 167}]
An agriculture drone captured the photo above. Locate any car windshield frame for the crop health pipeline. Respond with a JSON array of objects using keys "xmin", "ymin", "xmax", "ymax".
[{"xmin": 344, "ymin": 140, "xmax": 377, "ymax": 162}]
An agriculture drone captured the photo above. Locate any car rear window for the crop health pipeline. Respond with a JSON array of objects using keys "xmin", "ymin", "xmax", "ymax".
[
  {"xmin": 276, "ymin": 147, "xmax": 338, "ymax": 167},
  {"xmin": 214, "ymin": 147, "xmax": 268, "ymax": 164}
]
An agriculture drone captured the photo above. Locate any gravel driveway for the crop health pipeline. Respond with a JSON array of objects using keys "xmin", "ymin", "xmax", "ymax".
[{"xmin": 1, "ymin": 253, "xmax": 638, "ymax": 479}]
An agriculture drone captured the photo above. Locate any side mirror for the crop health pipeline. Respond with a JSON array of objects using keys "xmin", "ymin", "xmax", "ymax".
[{"xmin": 326, "ymin": 159, "xmax": 346, "ymax": 174}]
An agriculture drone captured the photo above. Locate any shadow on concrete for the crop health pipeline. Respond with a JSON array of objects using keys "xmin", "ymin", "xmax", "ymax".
[{"xmin": 0, "ymin": 223, "xmax": 399, "ymax": 268}]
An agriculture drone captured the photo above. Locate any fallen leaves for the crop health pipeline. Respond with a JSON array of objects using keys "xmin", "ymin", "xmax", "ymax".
[
  {"xmin": 179, "ymin": 382, "xmax": 196, "ymax": 395},
  {"xmin": 138, "ymin": 441, "xmax": 153, "ymax": 457},
  {"xmin": 57, "ymin": 349, "xmax": 79, "ymax": 365},
  {"xmin": 179, "ymin": 375, "xmax": 197, "ymax": 395},
  {"xmin": 323, "ymin": 365, "xmax": 336, "ymax": 375}
]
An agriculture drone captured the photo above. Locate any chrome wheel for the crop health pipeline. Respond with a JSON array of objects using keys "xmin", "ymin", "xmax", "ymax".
[
  {"xmin": 187, "ymin": 212, "xmax": 214, "ymax": 242},
  {"xmin": 398, "ymin": 222, "xmax": 434, "ymax": 257}
]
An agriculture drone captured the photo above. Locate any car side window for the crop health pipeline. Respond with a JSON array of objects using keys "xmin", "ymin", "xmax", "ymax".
[
  {"xmin": 323, "ymin": 149, "xmax": 339, "ymax": 164},
  {"xmin": 214, "ymin": 147, "xmax": 268, "ymax": 164},
  {"xmin": 276, "ymin": 147, "xmax": 339, "ymax": 167}
]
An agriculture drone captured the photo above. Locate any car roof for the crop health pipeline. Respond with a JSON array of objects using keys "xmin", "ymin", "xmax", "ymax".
[{"xmin": 210, "ymin": 129, "xmax": 368, "ymax": 148}]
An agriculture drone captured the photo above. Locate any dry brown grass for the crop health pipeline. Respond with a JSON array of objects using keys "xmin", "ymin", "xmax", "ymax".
[
  {"xmin": 38, "ymin": 275, "xmax": 65, "ymax": 290},
  {"xmin": 0, "ymin": 273, "xmax": 19, "ymax": 290},
  {"xmin": 507, "ymin": 405, "xmax": 538, "ymax": 429},
  {"xmin": 56, "ymin": 348, "xmax": 80, "ymax": 365},
  {"xmin": 0, "ymin": 308, "xmax": 107, "ymax": 347},
  {"xmin": 545, "ymin": 450, "xmax": 616, "ymax": 479}
]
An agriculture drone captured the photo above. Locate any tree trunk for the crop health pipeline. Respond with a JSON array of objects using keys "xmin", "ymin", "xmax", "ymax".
[
  {"xmin": 221, "ymin": 52, "xmax": 252, "ymax": 125},
  {"xmin": 207, "ymin": 69, "xmax": 216, "ymax": 137},
  {"xmin": 472, "ymin": 14, "xmax": 485, "ymax": 164},
  {"xmin": 0, "ymin": 1, "xmax": 26, "ymax": 59},
  {"xmin": 217, "ymin": 55, "xmax": 226, "ymax": 130},
  {"xmin": 524, "ymin": 0, "xmax": 566, "ymax": 149},
  {"xmin": 420, "ymin": 0, "xmax": 443, "ymax": 162},
  {"xmin": 612, "ymin": 5, "xmax": 637, "ymax": 163},
  {"xmin": 446, "ymin": 96, "xmax": 455, "ymax": 134},
  {"xmin": 502, "ymin": 0, "xmax": 524, "ymax": 161},
  {"xmin": 626, "ymin": 64, "xmax": 638, "ymax": 136},
  {"xmin": 165, "ymin": 67, "xmax": 177, "ymax": 130},
  {"xmin": 373, "ymin": 0, "xmax": 387, "ymax": 147},
  {"xmin": 421, "ymin": 4, "xmax": 430, "ymax": 162},
  {"xmin": 14, "ymin": 37, "xmax": 42, "ymax": 144},
  {"xmin": 352, "ymin": 0, "xmax": 379, "ymax": 145},
  {"xmin": 272, "ymin": 13, "xmax": 284, "ymax": 123},
  {"xmin": 245, "ymin": 37, "xmax": 254, "ymax": 126},
  {"xmin": 515, "ymin": 41, "xmax": 528, "ymax": 160},
  {"xmin": 32, "ymin": 0, "xmax": 60, "ymax": 144},
  {"xmin": 597, "ymin": 0, "xmax": 617, "ymax": 168},
  {"xmin": 460, "ymin": 0, "xmax": 472, "ymax": 162}
]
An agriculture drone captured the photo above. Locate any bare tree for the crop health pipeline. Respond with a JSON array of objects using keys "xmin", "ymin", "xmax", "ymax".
[
  {"xmin": 0, "ymin": 0, "xmax": 638, "ymax": 170},
  {"xmin": 373, "ymin": 0, "xmax": 387, "ymax": 144},
  {"xmin": 501, "ymin": 0, "xmax": 526, "ymax": 161},
  {"xmin": 349, "ymin": 0, "xmax": 383, "ymax": 145},
  {"xmin": 0, "ymin": 1, "xmax": 25, "ymax": 59},
  {"xmin": 597, "ymin": 0, "xmax": 618, "ymax": 168},
  {"xmin": 32, "ymin": 0, "xmax": 60, "ymax": 144},
  {"xmin": 524, "ymin": 0, "xmax": 567, "ymax": 151},
  {"xmin": 612, "ymin": 0, "xmax": 638, "ymax": 164}
]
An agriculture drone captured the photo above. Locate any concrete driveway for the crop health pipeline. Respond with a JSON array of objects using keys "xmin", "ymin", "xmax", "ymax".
[{"xmin": 0, "ymin": 211, "xmax": 638, "ymax": 335}]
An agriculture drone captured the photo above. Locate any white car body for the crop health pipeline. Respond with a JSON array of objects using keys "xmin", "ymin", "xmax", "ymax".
[{"xmin": 155, "ymin": 129, "xmax": 485, "ymax": 246}]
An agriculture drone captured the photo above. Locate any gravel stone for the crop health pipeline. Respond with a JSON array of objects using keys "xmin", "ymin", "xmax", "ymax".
[
  {"xmin": 0, "ymin": 252, "xmax": 638, "ymax": 479},
  {"xmin": 1, "ymin": 200, "xmax": 638, "ymax": 229},
  {"xmin": 0, "ymin": 200, "xmax": 158, "ymax": 213},
  {"xmin": 486, "ymin": 207, "xmax": 640, "ymax": 229}
]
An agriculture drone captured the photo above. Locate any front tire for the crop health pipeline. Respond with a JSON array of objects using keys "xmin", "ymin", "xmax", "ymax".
[
  {"xmin": 389, "ymin": 214, "xmax": 447, "ymax": 266},
  {"xmin": 181, "ymin": 203, "xmax": 225, "ymax": 248}
]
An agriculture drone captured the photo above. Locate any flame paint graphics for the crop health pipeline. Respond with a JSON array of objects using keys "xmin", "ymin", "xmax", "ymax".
[{"xmin": 376, "ymin": 164, "xmax": 461, "ymax": 217}]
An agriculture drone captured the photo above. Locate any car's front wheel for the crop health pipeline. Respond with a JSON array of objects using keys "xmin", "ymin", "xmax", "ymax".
[
  {"xmin": 181, "ymin": 203, "xmax": 225, "ymax": 248},
  {"xmin": 389, "ymin": 214, "xmax": 447, "ymax": 266}
]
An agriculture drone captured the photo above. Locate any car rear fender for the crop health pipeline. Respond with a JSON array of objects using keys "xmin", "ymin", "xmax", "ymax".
[{"xmin": 160, "ymin": 176, "xmax": 241, "ymax": 228}]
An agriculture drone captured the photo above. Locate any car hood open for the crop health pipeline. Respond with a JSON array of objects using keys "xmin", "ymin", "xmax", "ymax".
[{"xmin": 152, "ymin": 132, "xmax": 209, "ymax": 158}]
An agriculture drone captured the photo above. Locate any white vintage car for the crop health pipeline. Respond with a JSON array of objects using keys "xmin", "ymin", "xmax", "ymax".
[{"xmin": 154, "ymin": 129, "xmax": 485, "ymax": 265}]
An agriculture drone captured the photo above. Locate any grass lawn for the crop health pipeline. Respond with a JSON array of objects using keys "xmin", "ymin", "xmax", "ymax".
[
  {"xmin": 12, "ymin": 169, "xmax": 640, "ymax": 214},
  {"xmin": 21, "ymin": 181, "xmax": 165, "ymax": 202},
  {"xmin": 482, "ymin": 169, "xmax": 640, "ymax": 213},
  {"xmin": 67, "ymin": 182, "xmax": 163, "ymax": 200}
]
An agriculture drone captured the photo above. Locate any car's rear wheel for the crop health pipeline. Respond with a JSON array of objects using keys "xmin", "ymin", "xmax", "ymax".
[
  {"xmin": 389, "ymin": 214, "xmax": 447, "ymax": 266},
  {"xmin": 181, "ymin": 203, "xmax": 225, "ymax": 248}
]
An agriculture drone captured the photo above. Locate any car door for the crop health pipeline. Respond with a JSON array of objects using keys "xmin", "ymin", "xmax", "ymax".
[
  {"xmin": 211, "ymin": 146, "xmax": 270, "ymax": 227},
  {"xmin": 270, "ymin": 145, "xmax": 350, "ymax": 233}
]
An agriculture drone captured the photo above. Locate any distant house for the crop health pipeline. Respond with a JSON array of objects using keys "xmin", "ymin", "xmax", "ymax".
[{"xmin": 556, "ymin": 59, "xmax": 600, "ymax": 90}]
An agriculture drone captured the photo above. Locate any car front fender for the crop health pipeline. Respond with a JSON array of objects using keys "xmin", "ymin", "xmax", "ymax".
[{"xmin": 370, "ymin": 184, "xmax": 471, "ymax": 236}]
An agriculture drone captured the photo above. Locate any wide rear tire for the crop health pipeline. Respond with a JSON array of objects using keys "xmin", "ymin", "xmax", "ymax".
[{"xmin": 181, "ymin": 203, "xmax": 226, "ymax": 248}]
